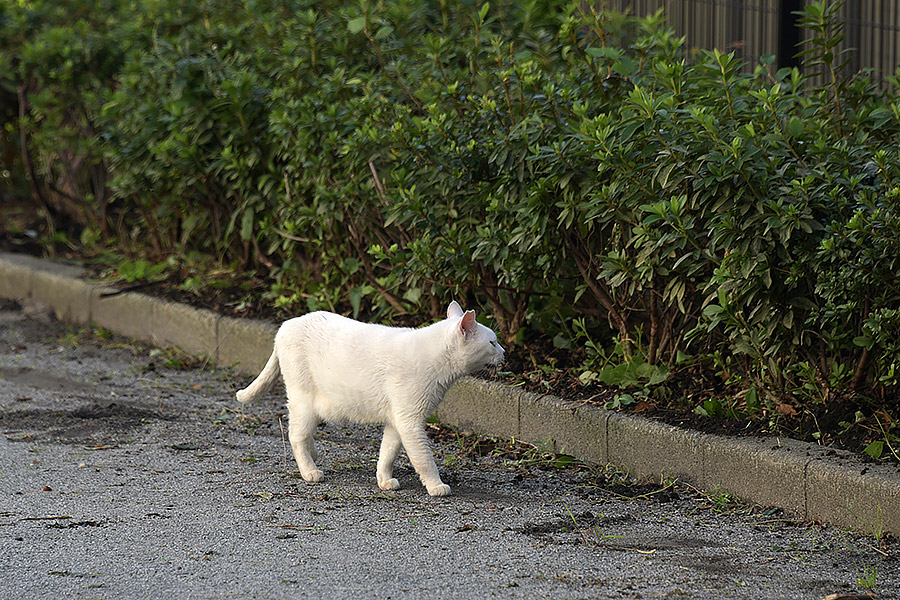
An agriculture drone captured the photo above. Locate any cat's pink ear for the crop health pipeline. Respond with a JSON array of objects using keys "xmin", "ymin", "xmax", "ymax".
[
  {"xmin": 447, "ymin": 301, "xmax": 464, "ymax": 319},
  {"xmin": 458, "ymin": 310, "xmax": 477, "ymax": 338}
]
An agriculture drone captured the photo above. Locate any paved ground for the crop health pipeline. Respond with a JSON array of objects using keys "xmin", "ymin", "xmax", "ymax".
[{"xmin": 1, "ymin": 300, "xmax": 897, "ymax": 600}]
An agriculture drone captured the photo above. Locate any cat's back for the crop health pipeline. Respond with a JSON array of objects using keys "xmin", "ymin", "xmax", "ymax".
[{"xmin": 276, "ymin": 311, "xmax": 411, "ymax": 349}]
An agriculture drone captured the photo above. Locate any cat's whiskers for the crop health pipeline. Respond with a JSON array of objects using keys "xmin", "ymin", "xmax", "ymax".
[{"xmin": 472, "ymin": 362, "xmax": 503, "ymax": 380}]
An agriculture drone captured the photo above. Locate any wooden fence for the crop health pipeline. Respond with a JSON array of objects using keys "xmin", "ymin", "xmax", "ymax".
[{"xmin": 612, "ymin": 0, "xmax": 900, "ymax": 87}]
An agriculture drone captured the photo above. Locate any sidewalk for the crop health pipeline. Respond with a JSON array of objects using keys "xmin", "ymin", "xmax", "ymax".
[{"xmin": 1, "ymin": 251, "xmax": 897, "ymax": 536}]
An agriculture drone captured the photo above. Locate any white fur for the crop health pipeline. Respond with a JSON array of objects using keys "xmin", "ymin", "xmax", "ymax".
[{"xmin": 236, "ymin": 301, "xmax": 505, "ymax": 496}]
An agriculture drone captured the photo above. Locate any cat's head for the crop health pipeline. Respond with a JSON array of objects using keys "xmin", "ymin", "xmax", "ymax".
[{"xmin": 446, "ymin": 301, "xmax": 505, "ymax": 372}]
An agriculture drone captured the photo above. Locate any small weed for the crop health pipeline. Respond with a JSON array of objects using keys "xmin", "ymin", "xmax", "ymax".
[
  {"xmin": 855, "ymin": 563, "xmax": 878, "ymax": 590},
  {"xmin": 847, "ymin": 504, "xmax": 887, "ymax": 547},
  {"xmin": 148, "ymin": 347, "xmax": 206, "ymax": 371},
  {"xmin": 113, "ymin": 258, "xmax": 169, "ymax": 283},
  {"xmin": 572, "ymin": 318, "xmax": 669, "ymax": 409},
  {"xmin": 562, "ymin": 504, "xmax": 622, "ymax": 547},
  {"xmin": 870, "ymin": 506, "xmax": 886, "ymax": 547},
  {"xmin": 497, "ymin": 438, "xmax": 586, "ymax": 471},
  {"xmin": 698, "ymin": 485, "xmax": 740, "ymax": 513},
  {"xmin": 683, "ymin": 483, "xmax": 760, "ymax": 517},
  {"xmin": 861, "ymin": 414, "xmax": 900, "ymax": 462},
  {"xmin": 58, "ymin": 325, "xmax": 116, "ymax": 348},
  {"xmin": 428, "ymin": 423, "xmax": 587, "ymax": 472}
]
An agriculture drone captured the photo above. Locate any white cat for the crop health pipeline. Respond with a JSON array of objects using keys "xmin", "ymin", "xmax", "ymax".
[{"xmin": 236, "ymin": 301, "xmax": 505, "ymax": 496}]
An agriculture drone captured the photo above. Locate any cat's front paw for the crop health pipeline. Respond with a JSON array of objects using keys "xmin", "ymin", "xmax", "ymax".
[
  {"xmin": 378, "ymin": 478, "xmax": 400, "ymax": 491},
  {"xmin": 302, "ymin": 469, "xmax": 324, "ymax": 483},
  {"xmin": 426, "ymin": 483, "xmax": 452, "ymax": 497}
]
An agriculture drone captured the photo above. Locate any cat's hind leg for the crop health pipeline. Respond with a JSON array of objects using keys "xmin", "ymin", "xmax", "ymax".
[
  {"xmin": 285, "ymin": 396, "xmax": 323, "ymax": 483},
  {"xmin": 376, "ymin": 424, "xmax": 402, "ymax": 491}
]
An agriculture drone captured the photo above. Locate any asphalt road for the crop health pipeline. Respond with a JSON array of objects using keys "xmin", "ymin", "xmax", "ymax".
[{"xmin": 1, "ymin": 300, "xmax": 897, "ymax": 600}]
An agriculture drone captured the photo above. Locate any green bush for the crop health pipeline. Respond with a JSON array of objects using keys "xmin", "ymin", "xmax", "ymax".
[{"xmin": 3, "ymin": 0, "xmax": 899, "ymax": 411}]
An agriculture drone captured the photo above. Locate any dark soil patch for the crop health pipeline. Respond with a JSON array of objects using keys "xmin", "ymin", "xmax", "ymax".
[
  {"xmin": 518, "ymin": 510, "xmax": 607, "ymax": 539},
  {"xmin": 0, "ymin": 402, "xmax": 168, "ymax": 446},
  {"xmin": 0, "ymin": 366, "xmax": 96, "ymax": 394}
]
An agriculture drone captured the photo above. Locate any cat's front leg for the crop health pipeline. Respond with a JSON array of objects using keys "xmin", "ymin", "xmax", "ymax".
[
  {"xmin": 395, "ymin": 422, "xmax": 451, "ymax": 497},
  {"xmin": 376, "ymin": 424, "xmax": 402, "ymax": 491}
]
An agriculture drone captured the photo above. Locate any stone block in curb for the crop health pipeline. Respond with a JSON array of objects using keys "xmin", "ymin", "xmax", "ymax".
[
  {"xmin": 217, "ymin": 316, "xmax": 277, "ymax": 375},
  {"xmin": 806, "ymin": 456, "xmax": 900, "ymax": 536},
  {"xmin": 566, "ymin": 404, "xmax": 609, "ymax": 465},
  {"xmin": 698, "ymin": 436, "xmax": 809, "ymax": 518},
  {"xmin": 91, "ymin": 289, "xmax": 163, "ymax": 342},
  {"xmin": 148, "ymin": 301, "xmax": 219, "ymax": 360},
  {"xmin": 0, "ymin": 253, "xmax": 36, "ymax": 300},
  {"xmin": 438, "ymin": 377, "xmax": 519, "ymax": 441},
  {"xmin": 89, "ymin": 290, "xmax": 217, "ymax": 359},
  {"xmin": 518, "ymin": 394, "xmax": 610, "ymax": 465},
  {"xmin": 607, "ymin": 412, "xmax": 704, "ymax": 485},
  {"xmin": 30, "ymin": 269, "xmax": 93, "ymax": 325}
]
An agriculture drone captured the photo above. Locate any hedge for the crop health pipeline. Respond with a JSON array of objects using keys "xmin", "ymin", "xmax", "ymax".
[{"xmin": 2, "ymin": 0, "xmax": 899, "ymax": 412}]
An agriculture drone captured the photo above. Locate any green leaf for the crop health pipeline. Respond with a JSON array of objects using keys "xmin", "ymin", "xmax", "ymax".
[
  {"xmin": 347, "ymin": 17, "xmax": 366, "ymax": 34},
  {"xmin": 585, "ymin": 47, "xmax": 622, "ymax": 60},
  {"xmin": 402, "ymin": 287, "xmax": 422, "ymax": 303},
  {"xmin": 375, "ymin": 25, "xmax": 394, "ymax": 40},
  {"xmin": 863, "ymin": 440, "xmax": 884, "ymax": 460},
  {"xmin": 703, "ymin": 304, "xmax": 725, "ymax": 318},
  {"xmin": 647, "ymin": 366, "xmax": 669, "ymax": 386},
  {"xmin": 786, "ymin": 116, "xmax": 804, "ymax": 137},
  {"xmin": 479, "ymin": 2, "xmax": 490, "ymax": 21},
  {"xmin": 745, "ymin": 387, "xmax": 760, "ymax": 412},
  {"xmin": 853, "ymin": 336, "xmax": 875, "ymax": 350},
  {"xmin": 612, "ymin": 56, "xmax": 636, "ymax": 77},
  {"xmin": 349, "ymin": 286, "xmax": 363, "ymax": 319},
  {"xmin": 240, "ymin": 209, "xmax": 255, "ymax": 241},
  {"xmin": 553, "ymin": 333, "xmax": 572, "ymax": 349},
  {"xmin": 656, "ymin": 162, "xmax": 678, "ymax": 189}
]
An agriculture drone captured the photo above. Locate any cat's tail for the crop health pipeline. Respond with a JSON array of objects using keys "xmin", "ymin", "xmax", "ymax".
[{"xmin": 236, "ymin": 348, "xmax": 281, "ymax": 404}]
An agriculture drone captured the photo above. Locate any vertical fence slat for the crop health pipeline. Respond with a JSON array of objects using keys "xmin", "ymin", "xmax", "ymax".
[{"xmin": 616, "ymin": 0, "xmax": 896, "ymax": 89}]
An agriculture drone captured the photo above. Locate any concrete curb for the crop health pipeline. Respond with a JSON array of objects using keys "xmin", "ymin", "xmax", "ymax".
[{"xmin": 2, "ymin": 251, "xmax": 898, "ymax": 536}]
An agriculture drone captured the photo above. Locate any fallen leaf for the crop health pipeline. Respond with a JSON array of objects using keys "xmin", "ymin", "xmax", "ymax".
[
  {"xmin": 874, "ymin": 410, "xmax": 894, "ymax": 424},
  {"xmin": 775, "ymin": 402, "xmax": 798, "ymax": 417},
  {"xmin": 632, "ymin": 400, "xmax": 656, "ymax": 414}
]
